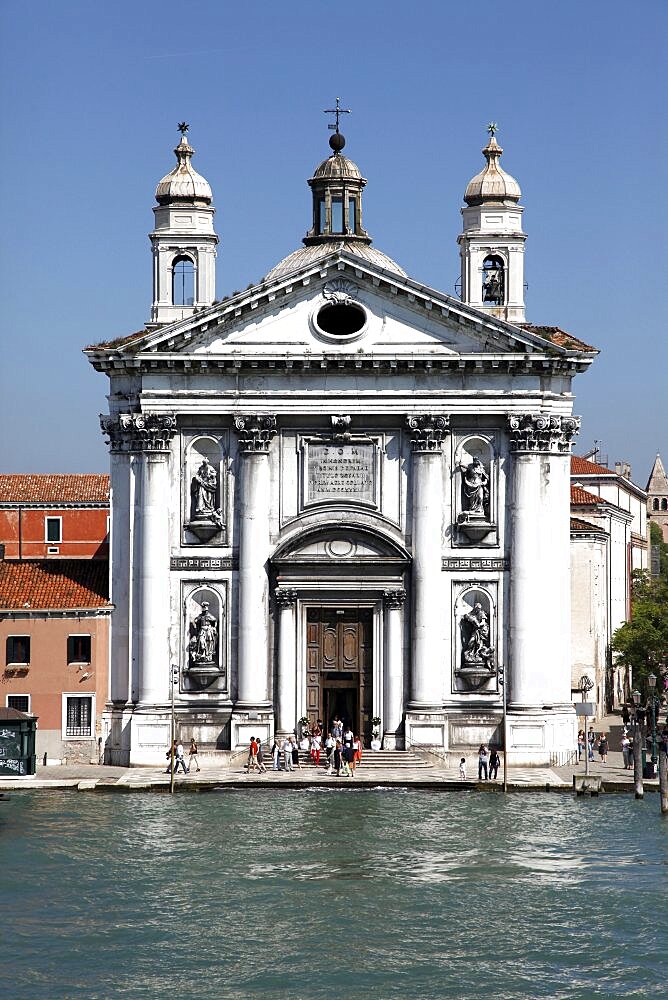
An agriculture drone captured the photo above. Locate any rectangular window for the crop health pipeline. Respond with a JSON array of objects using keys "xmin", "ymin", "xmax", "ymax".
[
  {"xmin": 6, "ymin": 636, "xmax": 30, "ymax": 665},
  {"xmin": 318, "ymin": 199, "xmax": 326, "ymax": 233},
  {"xmin": 331, "ymin": 198, "xmax": 343, "ymax": 233},
  {"xmin": 7, "ymin": 695, "xmax": 30, "ymax": 714},
  {"xmin": 67, "ymin": 635, "xmax": 91, "ymax": 664},
  {"xmin": 45, "ymin": 517, "xmax": 62, "ymax": 543},
  {"xmin": 348, "ymin": 198, "xmax": 356, "ymax": 231},
  {"xmin": 66, "ymin": 696, "xmax": 92, "ymax": 737}
]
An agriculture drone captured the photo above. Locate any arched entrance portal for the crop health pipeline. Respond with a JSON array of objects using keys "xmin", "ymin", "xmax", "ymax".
[{"xmin": 272, "ymin": 520, "xmax": 410, "ymax": 747}]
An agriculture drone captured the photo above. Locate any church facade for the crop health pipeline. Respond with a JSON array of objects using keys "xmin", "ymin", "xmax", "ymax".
[{"xmin": 86, "ymin": 121, "xmax": 596, "ymax": 766}]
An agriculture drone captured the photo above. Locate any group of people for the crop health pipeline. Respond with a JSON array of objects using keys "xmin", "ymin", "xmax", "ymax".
[
  {"xmin": 577, "ymin": 729, "xmax": 610, "ymax": 764},
  {"xmin": 245, "ymin": 717, "xmax": 368, "ymax": 778},
  {"xmin": 456, "ymin": 744, "xmax": 501, "ymax": 780},
  {"xmin": 165, "ymin": 738, "xmax": 200, "ymax": 775}
]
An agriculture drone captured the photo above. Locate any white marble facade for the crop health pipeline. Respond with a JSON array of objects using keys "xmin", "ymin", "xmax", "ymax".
[{"xmin": 88, "ymin": 127, "xmax": 596, "ymax": 766}]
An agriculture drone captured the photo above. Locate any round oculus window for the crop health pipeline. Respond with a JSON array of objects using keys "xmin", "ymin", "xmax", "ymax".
[{"xmin": 314, "ymin": 302, "xmax": 367, "ymax": 339}]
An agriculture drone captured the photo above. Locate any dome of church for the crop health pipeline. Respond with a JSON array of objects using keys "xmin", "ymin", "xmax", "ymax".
[
  {"xmin": 311, "ymin": 153, "xmax": 364, "ymax": 181},
  {"xmin": 265, "ymin": 240, "xmax": 407, "ymax": 282},
  {"xmin": 155, "ymin": 133, "xmax": 213, "ymax": 205},
  {"xmin": 464, "ymin": 135, "xmax": 521, "ymax": 206}
]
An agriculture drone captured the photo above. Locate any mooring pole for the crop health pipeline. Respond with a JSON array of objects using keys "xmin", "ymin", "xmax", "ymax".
[
  {"xmin": 633, "ymin": 715, "xmax": 643, "ymax": 800},
  {"xmin": 170, "ymin": 664, "xmax": 176, "ymax": 796},
  {"xmin": 659, "ymin": 747, "xmax": 668, "ymax": 816}
]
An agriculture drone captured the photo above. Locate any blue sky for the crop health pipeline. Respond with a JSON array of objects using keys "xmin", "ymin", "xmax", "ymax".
[{"xmin": 1, "ymin": 0, "xmax": 665, "ymax": 484}]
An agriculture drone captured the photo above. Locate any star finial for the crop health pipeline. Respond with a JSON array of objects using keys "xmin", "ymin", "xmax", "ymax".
[
  {"xmin": 177, "ymin": 122, "xmax": 190, "ymax": 136},
  {"xmin": 487, "ymin": 122, "xmax": 499, "ymax": 138}
]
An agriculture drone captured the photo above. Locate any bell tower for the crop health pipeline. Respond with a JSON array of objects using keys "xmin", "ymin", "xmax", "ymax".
[
  {"xmin": 458, "ymin": 125, "xmax": 526, "ymax": 324},
  {"xmin": 149, "ymin": 124, "xmax": 218, "ymax": 327}
]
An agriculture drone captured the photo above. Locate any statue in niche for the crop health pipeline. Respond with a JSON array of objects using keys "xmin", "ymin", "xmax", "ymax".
[
  {"xmin": 191, "ymin": 458, "xmax": 217, "ymax": 518},
  {"xmin": 459, "ymin": 457, "xmax": 490, "ymax": 516},
  {"xmin": 460, "ymin": 602, "xmax": 494, "ymax": 670},
  {"xmin": 189, "ymin": 602, "xmax": 218, "ymax": 665}
]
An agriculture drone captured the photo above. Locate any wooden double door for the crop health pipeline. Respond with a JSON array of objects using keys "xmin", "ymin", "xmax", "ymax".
[{"xmin": 305, "ymin": 607, "xmax": 373, "ymax": 739}]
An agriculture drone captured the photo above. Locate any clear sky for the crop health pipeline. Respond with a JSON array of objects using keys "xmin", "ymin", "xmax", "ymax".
[{"xmin": 0, "ymin": 0, "xmax": 665, "ymax": 484}]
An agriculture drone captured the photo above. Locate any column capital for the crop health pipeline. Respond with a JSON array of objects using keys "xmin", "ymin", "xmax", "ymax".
[
  {"xmin": 233, "ymin": 414, "xmax": 277, "ymax": 452},
  {"xmin": 405, "ymin": 414, "xmax": 450, "ymax": 452},
  {"xmin": 100, "ymin": 412, "xmax": 177, "ymax": 453},
  {"xmin": 383, "ymin": 588, "xmax": 406, "ymax": 610},
  {"xmin": 507, "ymin": 413, "xmax": 580, "ymax": 454},
  {"xmin": 275, "ymin": 587, "xmax": 298, "ymax": 608}
]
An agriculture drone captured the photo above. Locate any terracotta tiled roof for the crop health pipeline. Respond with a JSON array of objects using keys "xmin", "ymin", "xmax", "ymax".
[
  {"xmin": 0, "ymin": 560, "xmax": 111, "ymax": 610},
  {"xmin": 571, "ymin": 485, "xmax": 605, "ymax": 506},
  {"xmin": 0, "ymin": 475, "xmax": 110, "ymax": 504},
  {"xmin": 520, "ymin": 324, "xmax": 597, "ymax": 352},
  {"xmin": 571, "ymin": 455, "xmax": 612, "ymax": 476},
  {"xmin": 571, "ymin": 516, "xmax": 607, "ymax": 533}
]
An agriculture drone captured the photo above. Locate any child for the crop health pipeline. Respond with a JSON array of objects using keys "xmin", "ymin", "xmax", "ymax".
[{"xmin": 459, "ymin": 756, "xmax": 467, "ymax": 780}]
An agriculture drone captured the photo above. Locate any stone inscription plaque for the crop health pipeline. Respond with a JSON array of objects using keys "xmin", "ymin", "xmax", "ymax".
[{"xmin": 308, "ymin": 443, "xmax": 375, "ymax": 503}]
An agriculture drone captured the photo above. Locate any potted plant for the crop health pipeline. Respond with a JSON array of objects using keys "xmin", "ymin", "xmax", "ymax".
[{"xmin": 298, "ymin": 716, "xmax": 310, "ymax": 738}]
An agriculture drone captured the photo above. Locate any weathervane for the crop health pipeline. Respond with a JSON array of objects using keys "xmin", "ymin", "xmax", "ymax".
[
  {"xmin": 487, "ymin": 122, "xmax": 499, "ymax": 138},
  {"xmin": 177, "ymin": 122, "xmax": 190, "ymax": 136},
  {"xmin": 324, "ymin": 97, "xmax": 351, "ymax": 135}
]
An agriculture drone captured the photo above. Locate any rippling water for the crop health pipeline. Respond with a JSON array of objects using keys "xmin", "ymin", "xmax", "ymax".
[{"xmin": 1, "ymin": 790, "xmax": 666, "ymax": 999}]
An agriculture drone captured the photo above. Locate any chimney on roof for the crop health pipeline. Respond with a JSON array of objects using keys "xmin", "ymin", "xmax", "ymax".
[{"xmin": 615, "ymin": 461, "xmax": 632, "ymax": 480}]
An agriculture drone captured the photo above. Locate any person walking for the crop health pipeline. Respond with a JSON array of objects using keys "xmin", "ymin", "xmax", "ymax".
[
  {"xmin": 577, "ymin": 730, "xmax": 585, "ymax": 762},
  {"xmin": 310, "ymin": 732, "xmax": 322, "ymax": 767},
  {"xmin": 587, "ymin": 729, "xmax": 595, "ymax": 761},
  {"xmin": 290, "ymin": 735, "xmax": 301, "ymax": 770},
  {"xmin": 459, "ymin": 756, "xmax": 467, "ymax": 780},
  {"xmin": 477, "ymin": 743, "xmax": 489, "ymax": 781},
  {"xmin": 165, "ymin": 738, "xmax": 177, "ymax": 773},
  {"xmin": 598, "ymin": 734, "xmax": 608, "ymax": 764},
  {"xmin": 271, "ymin": 738, "xmax": 281, "ymax": 771},
  {"xmin": 488, "ymin": 748, "xmax": 500, "ymax": 780},
  {"xmin": 333, "ymin": 739, "xmax": 343, "ymax": 776},
  {"xmin": 246, "ymin": 736, "xmax": 257, "ymax": 772},
  {"xmin": 256, "ymin": 739, "xmax": 267, "ymax": 773},
  {"xmin": 621, "ymin": 733, "xmax": 631, "ymax": 769},
  {"xmin": 324, "ymin": 733, "xmax": 335, "ymax": 771},
  {"xmin": 282, "ymin": 737, "xmax": 294, "ymax": 772},
  {"xmin": 187, "ymin": 738, "xmax": 200, "ymax": 773},
  {"xmin": 174, "ymin": 739, "xmax": 188, "ymax": 775}
]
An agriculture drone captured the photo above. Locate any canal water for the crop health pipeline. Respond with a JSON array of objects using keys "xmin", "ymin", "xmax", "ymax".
[{"xmin": 1, "ymin": 789, "xmax": 666, "ymax": 999}]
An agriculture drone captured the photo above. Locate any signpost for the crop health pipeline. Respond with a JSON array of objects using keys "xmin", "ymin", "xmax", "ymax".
[{"xmin": 577, "ymin": 675, "xmax": 595, "ymax": 777}]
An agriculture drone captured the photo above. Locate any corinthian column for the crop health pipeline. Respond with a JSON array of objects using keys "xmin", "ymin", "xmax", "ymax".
[
  {"xmin": 101, "ymin": 412, "xmax": 177, "ymax": 705},
  {"xmin": 383, "ymin": 589, "xmax": 406, "ymax": 748},
  {"xmin": 406, "ymin": 415, "xmax": 449, "ymax": 707},
  {"xmin": 234, "ymin": 414, "xmax": 277, "ymax": 706},
  {"xmin": 275, "ymin": 588, "xmax": 298, "ymax": 734},
  {"xmin": 507, "ymin": 414, "xmax": 580, "ymax": 707}
]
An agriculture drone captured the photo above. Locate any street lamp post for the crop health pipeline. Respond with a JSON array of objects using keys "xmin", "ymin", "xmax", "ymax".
[
  {"xmin": 632, "ymin": 688, "xmax": 643, "ymax": 800},
  {"xmin": 647, "ymin": 671, "xmax": 658, "ymax": 773}
]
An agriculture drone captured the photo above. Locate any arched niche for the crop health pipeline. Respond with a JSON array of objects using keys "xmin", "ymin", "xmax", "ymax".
[
  {"xmin": 453, "ymin": 435, "xmax": 496, "ymax": 543},
  {"xmin": 183, "ymin": 585, "xmax": 226, "ymax": 688},
  {"xmin": 453, "ymin": 586, "xmax": 496, "ymax": 692},
  {"xmin": 184, "ymin": 435, "xmax": 225, "ymax": 543}
]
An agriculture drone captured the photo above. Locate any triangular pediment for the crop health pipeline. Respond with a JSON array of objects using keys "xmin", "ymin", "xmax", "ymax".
[{"xmin": 85, "ymin": 248, "xmax": 595, "ymax": 374}]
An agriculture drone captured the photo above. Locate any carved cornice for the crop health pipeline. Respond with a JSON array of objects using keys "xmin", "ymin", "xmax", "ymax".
[
  {"xmin": 275, "ymin": 587, "xmax": 298, "ymax": 608},
  {"xmin": 406, "ymin": 414, "xmax": 450, "ymax": 452},
  {"xmin": 383, "ymin": 588, "xmax": 406, "ymax": 610},
  {"xmin": 100, "ymin": 412, "xmax": 177, "ymax": 453},
  {"xmin": 233, "ymin": 414, "xmax": 277, "ymax": 453},
  {"xmin": 507, "ymin": 414, "xmax": 581, "ymax": 454}
]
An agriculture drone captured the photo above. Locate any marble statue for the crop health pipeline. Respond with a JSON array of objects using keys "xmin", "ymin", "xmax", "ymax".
[
  {"xmin": 460, "ymin": 457, "xmax": 489, "ymax": 516},
  {"xmin": 460, "ymin": 602, "xmax": 494, "ymax": 669},
  {"xmin": 190, "ymin": 602, "xmax": 218, "ymax": 664},
  {"xmin": 191, "ymin": 458, "xmax": 218, "ymax": 519}
]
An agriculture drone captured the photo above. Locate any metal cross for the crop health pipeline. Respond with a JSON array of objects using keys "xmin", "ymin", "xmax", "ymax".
[
  {"xmin": 177, "ymin": 122, "xmax": 190, "ymax": 136},
  {"xmin": 487, "ymin": 122, "xmax": 499, "ymax": 137},
  {"xmin": 324, "ymin": 97, "xmax": 351, "ymax": 133}
]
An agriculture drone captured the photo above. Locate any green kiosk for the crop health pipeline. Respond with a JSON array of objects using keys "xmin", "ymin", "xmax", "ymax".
[{"xmin": 0, "ymin": 708, "xmax": 38, "ymax": 777}]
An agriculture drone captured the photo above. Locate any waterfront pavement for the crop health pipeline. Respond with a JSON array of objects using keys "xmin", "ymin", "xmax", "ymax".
[{"xmin": 1, "ymin": 713, "xmax": 661, "ymax": 794}]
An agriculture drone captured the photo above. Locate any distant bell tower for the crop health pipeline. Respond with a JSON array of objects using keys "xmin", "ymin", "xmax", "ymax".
[
  {"xmin": 149, "ymin": 124, "xmax": 218, "ymax": 326},
  {"xmin": 458, "ymin": 125, "xmax": 526, "ymax": 324}
]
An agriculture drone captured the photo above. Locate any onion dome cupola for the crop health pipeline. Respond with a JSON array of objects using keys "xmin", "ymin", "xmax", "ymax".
[
  {"xmin": 148, "ymin": 124, "xmax": 219, "ymax": 327},
  {"xmin": 457, "ymin": 124, "xmax": 527, "ymax": 324}
]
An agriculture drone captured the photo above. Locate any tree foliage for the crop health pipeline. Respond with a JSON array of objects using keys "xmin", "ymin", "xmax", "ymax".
[{"xmin": 612, "ymin": 567, "xmax": 668, "ymax": 694}]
